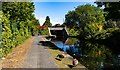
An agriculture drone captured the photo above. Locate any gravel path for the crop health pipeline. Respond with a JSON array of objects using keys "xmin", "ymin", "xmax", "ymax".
[{"xmin": 22, "ymin": 36, "xmax": 58, "ymax": 68}]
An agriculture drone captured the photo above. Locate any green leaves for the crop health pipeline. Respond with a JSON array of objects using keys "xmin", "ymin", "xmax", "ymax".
[
  {"xmin": 43, "ymin": 16, "xmax": 52, "ymax": 27},
  {"xmin": 67, "ymin": 28, "xmax": 79, "ymax": 36},
  {"xmin": 96, "ymin": 2, "xmax": 120, "ymax": 21},
  {"xmin": 1, "ymin": 11, "xmax": 13, "ymax": 57},
  {"xmin": 65, "ymin": 4, "xmax": 105, "ymax": 27},
  {"xmin": 2, "ymin": 2, "xmax": 35, "ymax": 21},
  {"xmin": 1, "ymin": 2, "xmax": 40, "ymax": 58},
  {"xmin": 41, "ymin": 16, "xmax": 52, "ymax": 35},
  {"xmin": 65, "ymin": 4, "xmax": 106, "ymax": 39}
]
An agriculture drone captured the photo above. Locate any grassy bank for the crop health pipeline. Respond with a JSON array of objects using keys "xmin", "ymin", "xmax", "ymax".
[
  {"xmin": 49, "ymin": 49, "xmax": 72, "ymax": 68},
  {"xmin": 41, "ymin": 38, "xmax": 86, "ymax": 68}
]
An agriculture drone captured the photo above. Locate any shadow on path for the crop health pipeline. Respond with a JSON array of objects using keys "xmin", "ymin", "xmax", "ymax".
[
  {"xmin": 22, "ymin": 36, "xmax": 58, "ymax": 68},
  {"xmin": 38, "ymin": 41, "xmax": 64, "ymax": 51}
]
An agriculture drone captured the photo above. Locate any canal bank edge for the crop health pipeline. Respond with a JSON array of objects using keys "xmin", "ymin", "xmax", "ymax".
[{"xmin": 41, "ymin": 37, "xmax": 86, "ymax": 68}]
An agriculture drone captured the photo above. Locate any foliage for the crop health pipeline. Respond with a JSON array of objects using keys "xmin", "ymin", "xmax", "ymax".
[
  {"xmin": 78, "ymin": 41, "xmax": 114, "ymax": 69},
  {"xmin": 64, "ymin": 4, "xmax": 105, "ymax": 28},
  {"xmin": 95, "ymin": 1, "xmax": 120, "ymax": 42},
  {"xmin": 40, "ymin": 27, "xmax": 49, "ymax": 35},
  {"xmin": 104, "ymin": 28, "xmax": 120, "ymax": 50},
  {"xmin": 64, "ymin": 3, "xmax": 120, "ymax": 42},
  {"xmin": 64, "ymin": 11, "xmax": 79, "ymax": 28},
  {"xmin": 79, "ymin": 22, "xmax": 104, "ymax": 39},
  {"xmin": 64, "ymin": 4, "xmax": 106, "ymax": 39},
  {"xmin": 41, "ymin": 16, "xmax": 52, "ymax": 35},
  {"xmin": 63, "ymin": 3, "xmax": 120, "ymax": 69},
  {"xmin": 1, "ymin": 2, "xmax": 40, "ymax": 58},
  {"xmin": 65, "ymin": 38, "xmax": 79, "ymax": 45},
  {"xmin": 2, "ymin": 2, "xmax": 35, "ymax": 21},
  {"xmin": 0, "ymin": 11, "xmax": 2, "ymax": 48},
  {"xmin": 96, "ymin": 1, "xmax": 120, "ymax": 21},
  {"xmin": 67, "ymin": 27, "xmax": 79, "ymax": 36},
  {"xmin": 1, "ymin": 11, "xmax": 13, "ymax": 57},
  {"xmin": 43, "ymin": 16, "xmax": 52, "ymax": 27},
  {"xmin": 0, "ymin": 11, "xmax": 2, "ymax": 57}
]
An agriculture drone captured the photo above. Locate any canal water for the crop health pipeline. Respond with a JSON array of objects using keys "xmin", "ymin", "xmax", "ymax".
[{"xmin": 49, "ymin": 37, "xmax": 120, "ymax": 70}]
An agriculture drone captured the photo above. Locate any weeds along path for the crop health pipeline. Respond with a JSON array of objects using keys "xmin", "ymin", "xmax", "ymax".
[{"xmin": 2, "ymin": 36, "xmax": 35, "ymax": 68}]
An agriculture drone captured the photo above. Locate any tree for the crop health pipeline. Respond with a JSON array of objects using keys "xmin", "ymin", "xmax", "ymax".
[
  {"xmin": 64, "ymin": 11, "xmax": 79, "ymax": 28},
  {"xmin": 1, "ymin": 2, "xmax": 40, "ymax": 57},
  {"xmin": 43, "ymin": 16, "xmax": 52, "ymax": 27},
  {"xmin": 1, "ymin": 11, "xmax": 13, "ymax": 56},
  {"xmin": 2, "ymin": 2, "xmax": 35, "ymax": 21},
  {"xmin": 95, "ymin": 1, "xmax": 120, "ymax": 21},
  {"xmin": 64, "ymin": 4, "xmax": 106, "ymax": 39},
  {"xmin": 64, "ymin": 4, "xmax": 105, "ymax": 28}
]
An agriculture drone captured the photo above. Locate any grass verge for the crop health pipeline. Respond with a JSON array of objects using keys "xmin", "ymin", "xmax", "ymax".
[
  {"xmin": 48, "ymin": 49, "xmax": 72, "ymax": 68},
  {"xmin": 2, "ymin": 37, "xmax": 35, "ymax": 68}
]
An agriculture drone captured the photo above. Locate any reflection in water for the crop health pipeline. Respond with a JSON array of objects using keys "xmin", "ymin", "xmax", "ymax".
[{"xmin": 50, "ymin": 37, "xmax": 120, "ymax": 69}]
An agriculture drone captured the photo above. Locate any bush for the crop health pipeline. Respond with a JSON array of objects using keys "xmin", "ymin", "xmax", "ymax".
[
  {"xmin": 41, "ymin": 28, "xmax": 49, "ymax": 35},
  {"xmin": 1, "ymin": 12, "xmax": 13, "ymax": 57},
  {"xmin": 67, "ymin": 27, "xmax": 79, "ymax": 36},
  {"xmin": 0, "ymin": 2, "xmax": 40, "ymax": 58}
]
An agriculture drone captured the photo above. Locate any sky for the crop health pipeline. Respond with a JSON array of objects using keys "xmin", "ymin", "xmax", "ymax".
[
  {"xmin": 33, "ymin": 0, "xmax": 96, "ymax": 2},
  {"xmin": 33, "ymin": 2, "xmax": 96, "ymax": 26}
]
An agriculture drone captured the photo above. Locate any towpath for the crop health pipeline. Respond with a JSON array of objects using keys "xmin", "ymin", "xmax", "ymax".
[{"xmin": 22, "ymin": 36, "xmax": 58, "ymax": 68}]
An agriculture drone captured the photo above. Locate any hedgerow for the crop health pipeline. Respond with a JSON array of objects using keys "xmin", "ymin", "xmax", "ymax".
[{"xmin": 0, "ymin": 2, "xmax": 40, "ymax": 58}]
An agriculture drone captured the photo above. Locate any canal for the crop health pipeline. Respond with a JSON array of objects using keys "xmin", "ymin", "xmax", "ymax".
[{"xmin": 47, "ymin": 36, "xmax": 120, "ymax": 70}]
